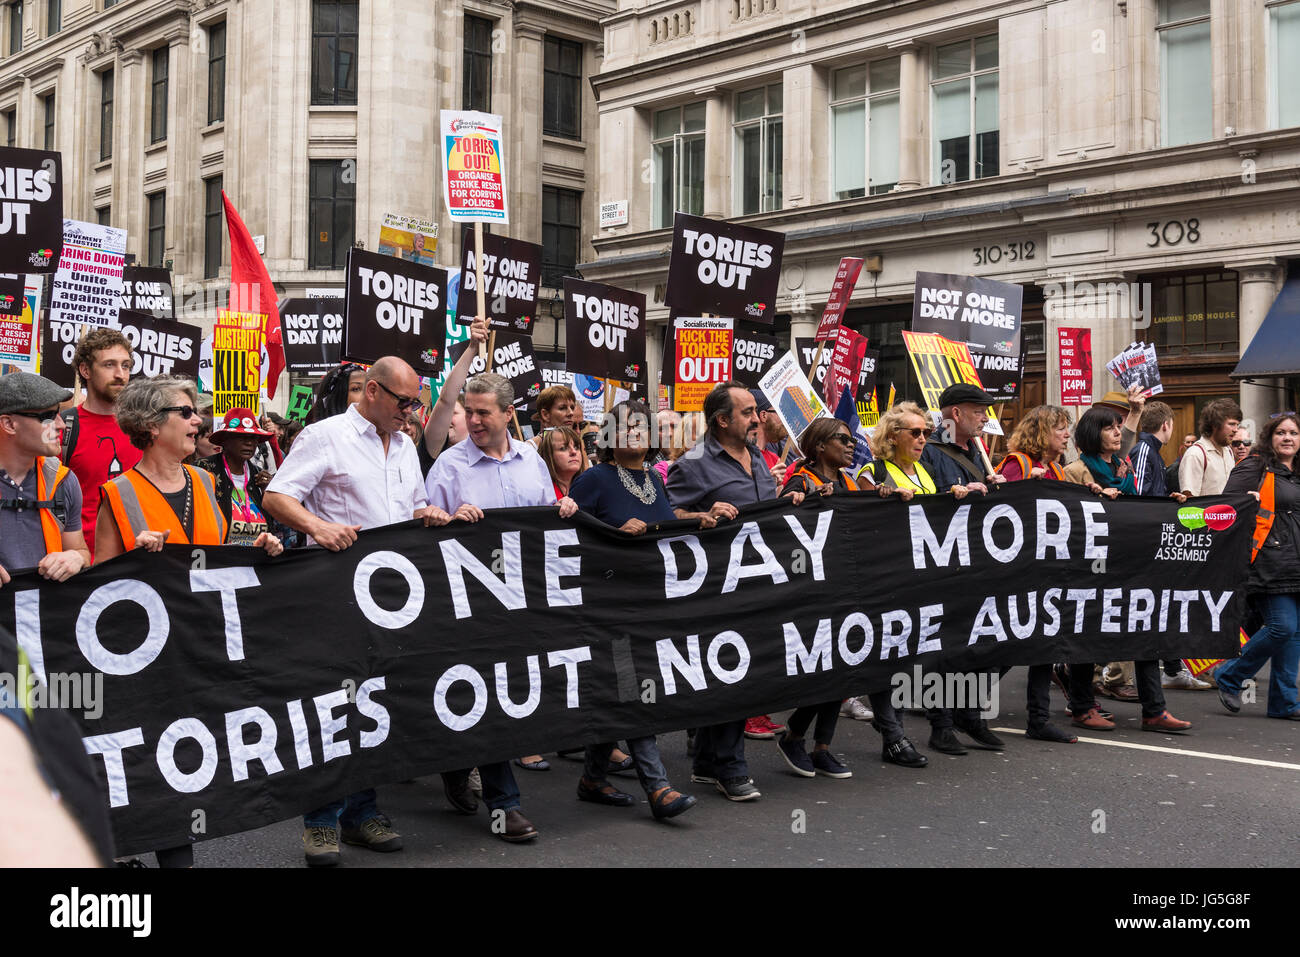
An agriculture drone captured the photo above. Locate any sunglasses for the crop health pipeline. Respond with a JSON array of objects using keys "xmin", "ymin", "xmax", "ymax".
[
  {"xmin": 161, "ymin": 406, "xmax": 199, "ymax": 420},
  {"xmin": 829, "ymin": 433, "xmax": 856, "ymax": 445},
  {"xmin": 375, "ymin": 379, "xmax": 421, "ymax": 412},
  {"xmin": 897, "ymin": 427, "xmax": 934, "ymax": 439},
  {"xmin": 1230, "ymin": 440, "xmax": 1248, "ymax": 448},
  {"xmin": 8, "ymin": 408, "xmax": 60, "ymax": 424}
]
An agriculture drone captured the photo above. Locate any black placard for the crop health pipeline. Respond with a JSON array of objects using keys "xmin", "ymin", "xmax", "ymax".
[
  {"xmin": 343, "ymin": 247, "xmax": 447, "ymax": 377},
  {"xmin": 0, "ymin": 272, "xmax": 24, "ymax": 316},
  {"xmin": 730, "ymin": 327, "xmax": 780, "ymax": 387},
  {"xmin": 448, "ymin": 332, "xmax": 542, "ymax": 411},
  {"xmin": 911, "ymin": 271, "xmax": 1024, "ymax": 400},
  {"xmin": 281, "ymin": 297, "xmax": 345, "ymax": 374},
  {"xmin": 538, "ymin": 360, "xmax": 574, "ymax": 391},
  {"xmin": 563, "ymin": 277, "xmax": 646, "ymax": 383},
  {"xmin": 41, "ymin": 310, "xmax": 201, "ymax": 387},
  {"xmin": 456, "ymin": 229, "xmax": 542, "ymax": 334},
  {"xmin": 0, "ymin": 146, "xmax": 63, "ymax": 272},
  {"xmin": 117, "ymin": 265, "xmax": 175, "ymax": 319},
  {"xmin": 664, "ymin": 212, "xmax": 784, "ymax": 324}
]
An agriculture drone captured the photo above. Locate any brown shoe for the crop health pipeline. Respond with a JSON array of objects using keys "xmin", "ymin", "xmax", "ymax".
[
  {"xmin": 1096, "ymin": 682, "xmax": 1140, "ymax": 702},
  {"xmin": 1071, "ymin": 707, "xmax": 1115, "ymax": 731},
  {"xmin": 497, "ymin": 809, "xmax": 539, "ymax": 842},
  {"xmin": 1142, "ymin": 710, "xmax": 1192, "ymax": 733}
]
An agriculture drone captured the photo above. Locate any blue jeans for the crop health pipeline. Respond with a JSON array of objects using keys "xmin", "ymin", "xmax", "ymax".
[
  {"xmin": 304, "ymin": 788, "xmax": 380, "ymax": 830},
  {"xmin": 1216, "ymin": 593, "xmax": 1300, "ymax": 718},
  {"xmin": 443, "ymin": 762, "xmax": 521, "ymax": 813},
  {"xmin": 584, "ymin": 736, "xmax": 671, "ymax": 794}
]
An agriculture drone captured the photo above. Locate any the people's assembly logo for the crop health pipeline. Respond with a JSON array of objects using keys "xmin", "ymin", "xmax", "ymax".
[{"xmin": 1154, "ymin": 504, "xmax": 1237, "ymax": 562}]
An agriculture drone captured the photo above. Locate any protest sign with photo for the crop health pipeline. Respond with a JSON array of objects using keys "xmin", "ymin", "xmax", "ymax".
[
  {"xmin": 673, "ymin": 316, "xmax": 733, "ymax": 412},
  {"xmin": 0, "ymin": 274, "xmax": 41, "ymax": 371},
  {"xmin": 814, "ymin": 256, "xmax": 865, "ymax": 342},
  {"xmin": 48, "ymin": 220, "xmax": 126, "ymax": 328},
  {"xmin": 563, "ymin": 278, "xmax": 646, "ymax": 383},
  {"xmin": 902, "ymin": 329, "xmax": 1002, "ymax": 435},
  {"xmin": 118, "ymin": 265, "xmax": 174, "ymax": 318},
  {"xmin": 18, "ymin": 485, "xmax": 1250, "ymax": 855},
  {"xmin": 375, "ymin": 213, "xmax": 438, "ymax": 264},
  {"xmin": 574, "ymin": 373, "xmax": 624, "ymax": 421},
  {"xmin": 911, "ymin": 272, "xmax": 1023, "ymax": 400},
  {"xmin": 1106, "ymin": 341, "xmax": 1164, "ymax": 396},
  {"xmin": 0, "ymin": 272, "xmax": 25, "ymax": 317},
  {"xmin": 449, "ymin": 331, "xmax": 542, "ymax": 411},
  {"xmin": 0, "ymin": 146, "xmax": 63, "ymax": 272},
  {"xmin": 664, "ymin": 213, "xmax": 784, "ymax": 324},
  {"xmin": 759, "ymin": 349, "xmax": 826, "ymax": 449},
  {"xmin": 457, "ymin": 230, "xmax": 542, "ymax": 334},
  {"xmin": 730, "ymin": 327, "xmax": 780, "ymax": 388},
  {"xmin": 825, "ymin": 326, "xmax": 869, "ymax": 409},
  {"xmin": 213, "ymin": 311, "xmax": 265, "ymax": 415},
  {"xmin": 342, "ymin": 247, "xmax": 448, "ymax": 379},
  {"xmin": 42, "ymin": 309, "xmax": 201, "ymax": 387},
  {"xmin": 440, "ymin": 110, "xmax": 509, "ymax": 223},
  {"xmin": 1058, "ymin": 327, "xmax": 1093, "ymax": 406},
  {"xmin": 280, "ymin": 298, "xmax": 344, "ymax": 374}
]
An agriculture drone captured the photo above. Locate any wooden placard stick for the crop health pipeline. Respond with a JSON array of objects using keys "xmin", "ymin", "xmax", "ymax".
[{"xmin": 474, "ymin": 221, "xmax": 488, "ymax": 365}]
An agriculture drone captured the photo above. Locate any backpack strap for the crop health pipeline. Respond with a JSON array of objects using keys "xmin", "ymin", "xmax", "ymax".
[{"xmin": 58, "ymin": 407, "xmax": 78, "ymax": 464}]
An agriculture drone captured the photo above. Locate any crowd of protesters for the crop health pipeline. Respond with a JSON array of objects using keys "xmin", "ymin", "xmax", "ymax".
[{"xmin": 2, "ymin": 322, "xmax": 1296, "ymax": 869}]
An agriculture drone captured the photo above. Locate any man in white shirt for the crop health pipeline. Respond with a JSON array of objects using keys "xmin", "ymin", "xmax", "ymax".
[
  {"xmin": 264, "ymin": 356, "xmax": 451, "ymax": 866},
  {"xmin": 424, "ymin": 372, "xmax": 577, "ymax": 844},
  {"xmin": 1179, "ymin": 397, "xmax": 1242, "ymax": 497}
]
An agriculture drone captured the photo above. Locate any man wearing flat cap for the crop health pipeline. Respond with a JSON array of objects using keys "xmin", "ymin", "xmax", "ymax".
[
  {"xmin": 920, "ymin": 382, "xmax": 1005, "ymax": 494},
  {"xmin": 0, "ymin": 372, "xmax": 91, "ymax": 587}
]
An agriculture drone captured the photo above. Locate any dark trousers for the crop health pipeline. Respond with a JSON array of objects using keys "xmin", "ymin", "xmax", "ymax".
[
  {"xmin": 443, "ymin": 761, "xmax": 521, "ymax": 812},
  {"xmin": 925, "ymin": 669, "xmax": 990, "ymax": 730},
  {"xmin": 868, "ymin": 690, "xmax": 904, "ymax": 745},
  {"xmin": 1025, "ymin": 663, "xmax": 1053, "ymax": 729},
  {"xmin": 1133, "ymin": 660, "xmax": 1167, "ymax": 719},
  {"xmin": 787, "ymin": 701, "xmax": 840, "ymax": 746},
  {"xmin": 1066, "ymin": 661, "xmax": 1099, "ymax": 717},
  {"xmin": 692, "ymin": 720, "xmax": 747, "ymax": 779}
]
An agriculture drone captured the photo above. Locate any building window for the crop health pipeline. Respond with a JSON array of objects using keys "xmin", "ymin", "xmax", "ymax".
[
  {"xmin": 831, "ymin": 58, "xmax": 900, "ymax": 200},
  {"xmin": 311, "ymin": 0, "xmax": 357, "ymax": 106},
  {"xmin": 147, "ymin": 192, "xmax": 166, "ymax": 267},
  {"xmin": 46, "ymin": 0, "xmax": 58, "ymax": 35},
  {"xmin": 1270, "ymin": 0, "xmax": 1300, "ymax": 129},
  {"xmin": 96, "ymin": 206, "xmax": 111, "ymax": 226},
  {"xmin": 3, "ymin": 108, "xmax": 14, "ymax": 148},
  {"xmin": 207, "ymin": 21, "xmax": 226, "ymax": 124},
  {"xmin": 543, "ymin": 36, "xmax": 581, "ymax": 139},
  {"xmin": 150, "ymin": 46, "xmax": 167, "ymax": 143},
  {"xmin": 8, "ymin": 1, "xmax": 20, "ymax": 56},
  {"xmin": 99, "ymin": 69, "xmax": 113, "ymax": 161},
  {"xmin": 463, "ymin": 15, "xmax": 492, "ymax": 111},
  {"xmin": 204, "ymin": 176, "xmax": 223, "ymax": 279},
  {"xmin": 733, "ymin": 84, "xmax": 782, "ymax": 215},
  {"xmin": 42, "ymin": 92, "xmax": 54, "ymax": 150},
  {"xmin": 651, "ymin": 102, "xmax": 705, "ymax": 229},
  {"xmin": 542, "ymin": 186, "xmax": 580, "ymax": 288},
  {"xmin": 931, "ymin": 34, "xmax": 998, "ymax": 184},
  {"xmin": 308, "ymin": 159, "xmax": 355, "ymax": 270},
  {"xmin": 1149, "ymin": 271, "xmax": 1238, "ymax": 355},
  {"xmin": 1158, "ymin": 0, "xmax": 1211, "ymax": 146}
]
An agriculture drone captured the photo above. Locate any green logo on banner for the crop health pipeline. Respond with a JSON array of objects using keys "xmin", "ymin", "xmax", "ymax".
[{"xmin": 1178, "ymin": 506, "xmax": 1206, "ymax": 530}]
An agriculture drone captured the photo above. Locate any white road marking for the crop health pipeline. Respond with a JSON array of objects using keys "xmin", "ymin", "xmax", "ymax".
[{"xmin": 994, "ymin": 728, "xmax": 1300, "ymax": 771}]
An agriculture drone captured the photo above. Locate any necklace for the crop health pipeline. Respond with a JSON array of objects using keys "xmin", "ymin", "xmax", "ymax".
[{"xmin": 616, "ymin": 464, "xmax": 657, "ymax": 505}]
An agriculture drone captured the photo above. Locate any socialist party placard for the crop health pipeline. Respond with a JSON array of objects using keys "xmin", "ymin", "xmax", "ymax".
[
  {"xmin": 730, "ymin": 327, "xmax": 780, "ymax": 388},
  {"xmin": 448, "ymin": 332, "xmax": 541, "ymax": 411},
  {"xmin": 440, "ymin": 110, "xmax": 509, "ymax": 223},
  {"xmin": 42, "ymin": 310, "xmax": 202, "ymax": 387},
  {"xmin": 563, "ymin": 277, "xmax": 646, "ymax": 383},
  {"xmin": 456, "ymin": 229, "xmax": 541, "ymax": 334},
  {"xmin": 664, "ymin": 213, "xmax": 784, "ymax": 323},
  {"xmin": 118, "ymin": 265, "xmax": 174, "ymax": 318},
  {"xmin": 0, "ymin": 146, "xmax": 63, "ymax": 272},
  {"xmin": 48, "ymin": 219, "xmax": 126, "ymax": 327},
  {"xmin": 281, "ymin": 297, "xmax": 344, "ymax": 374},
  {"xmin": 343, "ymin": 248, "xmax": 448, "ymax": 378},
  {"xmin": 911, "ymin": 272, "xmax": 1023, "ymax": 400}
]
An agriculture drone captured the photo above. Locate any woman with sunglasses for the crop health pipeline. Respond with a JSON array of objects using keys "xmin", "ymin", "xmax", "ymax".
[
  {"xmin": 772, "ymin": 418, "xmax": 862, "ymax": 779},
  {"xmin": 94, "ymin": 377, "xmax": 282, "ymax": 869},
  {"xmin": 858, "ymin": 402, "xmax": 970, "ymax": 502},
  {"xmin": 1217, "ymin": 413, "xmax": 1300, "ymax": 721}
]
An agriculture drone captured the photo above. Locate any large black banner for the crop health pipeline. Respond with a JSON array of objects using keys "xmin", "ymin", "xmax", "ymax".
[
  {"xmin": 0, "ymin": 146, "xmax": 63, "ymax": 272},
  {"xmin": 665, "ymin": 213, "xmax": 784, "ymax": 324},
  {"xmin": 456, "ymin": 229, "xmax": 542, "ymax": 334},
  {"xmin": 13, "ymin": 484, "xmax": 1250, "ymax": 855},
  {"xmin": 281, "ymin": 297, "xmax": 345, "ymax": 374},
  {"xmin": 343, "ymin": 248, "xmax": 447, "ymax": 378},
  {"xmin": 911, "ymin": 272, "xmax": 1024, "ymax": 400}
]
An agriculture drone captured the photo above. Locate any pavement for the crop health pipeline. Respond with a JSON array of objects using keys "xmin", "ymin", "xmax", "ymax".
[{"xmin": 189, "ymin": 667, "xmax": 1299, "ymax": 868}]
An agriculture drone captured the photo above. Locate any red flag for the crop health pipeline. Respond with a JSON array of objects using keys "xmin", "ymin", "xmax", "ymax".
[{"xmin": 222, "ymin": 191, "xmax": 285, "ymax": 398}]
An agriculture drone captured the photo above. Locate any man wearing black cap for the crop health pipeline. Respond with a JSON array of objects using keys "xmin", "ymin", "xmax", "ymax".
[{"xmin": 0, "ymin": 372, "xmax": 91, "ymax": 587}]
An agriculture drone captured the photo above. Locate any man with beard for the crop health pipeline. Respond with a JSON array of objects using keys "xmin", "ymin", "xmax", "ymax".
[{"xmin": 60, "ymin": 328, "xmax": 141, "ymax": 561}]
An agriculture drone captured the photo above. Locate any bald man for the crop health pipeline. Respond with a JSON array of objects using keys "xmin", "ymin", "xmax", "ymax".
[{"xmin": 264, "ymin": 355, "xmax": 450, "ymax": 865}]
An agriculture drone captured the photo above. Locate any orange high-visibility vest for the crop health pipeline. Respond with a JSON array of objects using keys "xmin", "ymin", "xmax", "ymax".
[
  {"xmin": 33, "ymin": 456, "xmax": 72, "ymax": 555},
  {"xmin": 788, "ymin": 464, "xmax": 860, "ymax": 492},
  {"xmin": 996, "ymin": 452, "xmax": 1066, "ymax": 482},
  {"xmin": 1250, "ymin": 471, "xmax": 1276, "ymax": 563},
  {"xmin": 101, "ymin": 465, "xmax": 227, "ymax": 550}
]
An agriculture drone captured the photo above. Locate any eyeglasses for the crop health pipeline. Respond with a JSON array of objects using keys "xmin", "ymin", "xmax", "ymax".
[
  {"xmin": 830, "ymin": 433, "xmax": 856, "ymax": 445},
  {"xmin": 375, "ymin": 379, "xmax": 421, "ymax": 412},
  {"xmin": 1230, "ymin": 440, "xmax": 1248, "ymax": 448},
  {"xmin": 897, "ymin": 427, "xmax": 934, "ymax": 439},
  {"xmin": 8, "ymin": 408, "xmax": 60, "ymax": 424},
  {"xmin": 161, "ymin": 406, "xmax": 198, "ymax": 420},
  {"xmin": 1271, "ymin": 412, "xmax": 1297, "ymax": 420}
]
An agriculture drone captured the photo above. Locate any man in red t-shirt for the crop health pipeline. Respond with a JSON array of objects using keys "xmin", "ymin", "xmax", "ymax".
[{"xmin": 62, "ymin": 328, "xmax": 142, "ymax": 560}]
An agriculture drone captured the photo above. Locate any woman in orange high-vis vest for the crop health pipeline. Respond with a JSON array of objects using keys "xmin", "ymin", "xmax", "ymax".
[
  {"xmin": 93, "ymin": 377, "xmax": 282, "ymax": 870},
  {"xmin": 1218, "ymin": 413, "xmax": 1300, "ymax": 720}
]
